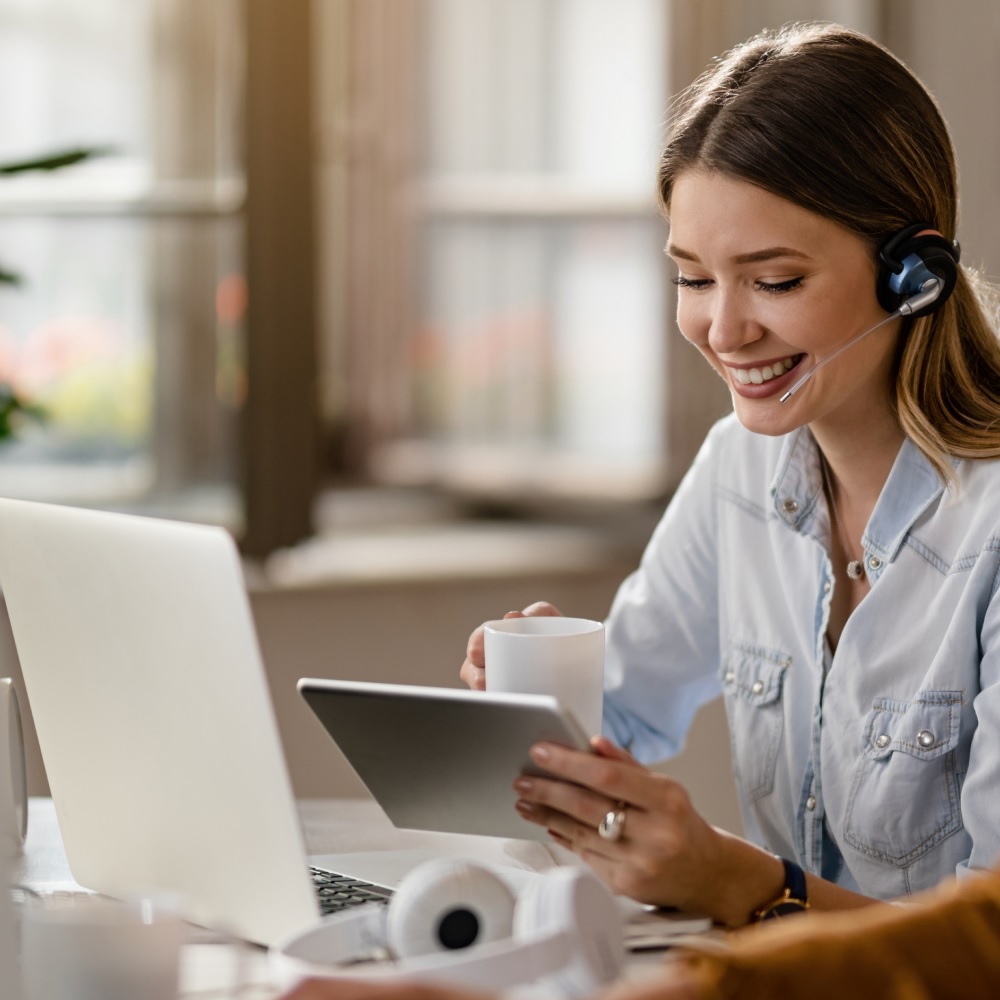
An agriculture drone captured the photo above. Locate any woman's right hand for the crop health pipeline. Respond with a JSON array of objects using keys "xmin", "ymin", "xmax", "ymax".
[{"xmin": 459, "ymin": 601, "xmax": 564, "ymax": 690}]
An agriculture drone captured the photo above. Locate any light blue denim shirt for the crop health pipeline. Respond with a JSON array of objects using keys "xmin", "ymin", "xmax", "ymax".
[{"xmin": 603, "ymin": 413, "xmax": 1000, "ymax": 901}]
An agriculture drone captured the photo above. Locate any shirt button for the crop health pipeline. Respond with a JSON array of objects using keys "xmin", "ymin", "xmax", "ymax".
[
  {"xmin": 724, "ymin": 670, "xmax": 735, "ymax": 684},
  {"xmin": 917, "ymin": 730, "xmax": 935, "ymax": 748},
  {"xmin": 782, "ymin": 498, "xmax": 799, "ymax": 514},
  {"xmin": 806, "ymin": 795, "xmax": 817, "ymax": 811},
  {"xmin": 751, "ymin": 680, "xmax": 765, "ymax": 695},
  {"xmin": 875, "ymin": 734, "xmax": 891, "ymax": 748},
  {"xmin": 868, "ymin": 556, "xmax": 882, "ymax": 570},
  {"xmin": 823, "ymin": 580, "xmax": 832, "ymax": 595}
]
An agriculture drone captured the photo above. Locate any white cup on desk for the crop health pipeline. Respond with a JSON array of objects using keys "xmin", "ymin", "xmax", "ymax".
[
  {"xmin": 20, "ymin": 893, "xmax": 185, "ymax": 1000},
  {"xmin": 484, "ymin": 617, "xmax": 605, "ymax": 736}
]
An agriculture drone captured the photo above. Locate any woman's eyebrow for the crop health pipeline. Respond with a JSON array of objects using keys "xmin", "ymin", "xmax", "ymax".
[{"xmin": 666, "ymin": 243, "xmax": 813, "ymax": 265}]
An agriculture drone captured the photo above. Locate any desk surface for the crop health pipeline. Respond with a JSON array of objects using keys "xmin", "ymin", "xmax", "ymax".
[{"xmin": 12, "ymin": 798, "xmax": 682, "ymax": 999}]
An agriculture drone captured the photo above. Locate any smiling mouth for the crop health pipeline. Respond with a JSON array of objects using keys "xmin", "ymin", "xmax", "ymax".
[{"xmin": 730, "ymin": 355, "xmax": 804, "ymax": 385}]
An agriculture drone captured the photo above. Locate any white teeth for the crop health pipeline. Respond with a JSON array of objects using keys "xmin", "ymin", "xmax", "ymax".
[{"xmin": 732, "ymin": 357, "xmax": 795, "ymax": 386}]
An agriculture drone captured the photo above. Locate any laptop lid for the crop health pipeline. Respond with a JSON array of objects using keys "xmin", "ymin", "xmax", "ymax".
[{"xmin": 0, "ymin": 498, "xmax": 318, "ymax": 945}]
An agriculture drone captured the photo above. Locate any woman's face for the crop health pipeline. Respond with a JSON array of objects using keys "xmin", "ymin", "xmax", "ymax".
[{"xmin": 667, "ymin": 169, "xmax": 901, "ymax": 439}]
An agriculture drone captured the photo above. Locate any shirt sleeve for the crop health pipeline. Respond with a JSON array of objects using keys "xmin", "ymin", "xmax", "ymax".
[
  {"xmin": 676, "ymin": 868, "xmax": 1000, "ymax": 1000},
  {"xmin": 956, "ymin": 561, "xmax": 1000, "ymax": 875},
  {"xmin": 602, "ymin": 417, "xmax": 729, "ymax": 763}
]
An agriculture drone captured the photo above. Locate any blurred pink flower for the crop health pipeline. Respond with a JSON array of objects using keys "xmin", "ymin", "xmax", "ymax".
[{"xmin": 17, "ymin": 316, "xmax": 118, "ymax": 391}]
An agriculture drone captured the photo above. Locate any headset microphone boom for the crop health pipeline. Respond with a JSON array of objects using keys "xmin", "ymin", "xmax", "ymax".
[
  {"xmin": 778, "ymin": 276, "xmax": 943, "ymax": 403},
  {"xmin": 779, "ymin": 223, "xmax": 960, "ymax": 403}
]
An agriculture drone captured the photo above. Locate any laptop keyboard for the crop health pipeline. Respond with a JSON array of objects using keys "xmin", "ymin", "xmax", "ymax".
[{"xmin": 310, "ymin": 866, "xmax": 393, "ymax": 915}]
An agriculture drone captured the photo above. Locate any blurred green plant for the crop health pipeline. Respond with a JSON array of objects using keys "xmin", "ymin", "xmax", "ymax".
[
  {"xmin": 0, "ymin": 384, "xmax": 45, "ymax": 439},
  {"xmin": 0, "ymin": 146, "xmax": 111, "ymax": 439}
]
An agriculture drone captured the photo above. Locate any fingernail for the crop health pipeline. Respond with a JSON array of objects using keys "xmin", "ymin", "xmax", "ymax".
[
  {"xmin": 530, "ymin": 744, "xmax": 550, "ymax": 763},
  {"xmin": 515, "ymin": 800, "xmax": 534, "ymax": 816},
  {"xmin": 513, "ymin": 778, "xmax": 532, "ymax": 793}
]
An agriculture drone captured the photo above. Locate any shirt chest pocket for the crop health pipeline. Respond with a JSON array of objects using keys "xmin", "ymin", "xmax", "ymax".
[
  {"xmin": 844, "ymin": 693, "xmax": 964, "ymax": 867},
  {"xmin": 721, "ymin": 645, "xmax": 791, "ymax": 803}
]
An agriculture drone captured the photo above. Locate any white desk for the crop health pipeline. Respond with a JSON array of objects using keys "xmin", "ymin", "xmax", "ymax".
[{"xmin": 12, "ymin": 798, "xmax": 682, "ymax": 998}]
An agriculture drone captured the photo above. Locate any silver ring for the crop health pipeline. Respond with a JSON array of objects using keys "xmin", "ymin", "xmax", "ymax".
[{"xmin": 598, "ymin": 804, "xmax": 627, "ymax": 842}]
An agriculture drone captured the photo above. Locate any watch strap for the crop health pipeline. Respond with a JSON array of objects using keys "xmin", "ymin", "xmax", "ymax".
[{"xmin": 752, "ymin": 857, "xmax": 810, "ymax": 922}]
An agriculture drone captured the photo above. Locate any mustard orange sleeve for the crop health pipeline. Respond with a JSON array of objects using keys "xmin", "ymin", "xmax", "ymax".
[{"xmin": 673, "ymin": 868, "xmax": 1000, "ymax": 1000}]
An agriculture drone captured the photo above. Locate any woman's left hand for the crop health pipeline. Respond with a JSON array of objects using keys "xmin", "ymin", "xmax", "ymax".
[{"xmin": 513, "ymin": 736, "xmax": 733, "ymax": 918}]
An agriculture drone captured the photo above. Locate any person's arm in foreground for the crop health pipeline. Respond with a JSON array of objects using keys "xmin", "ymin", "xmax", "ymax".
[
  {"xmin": 279, "ymin": 866, "xmax": 1000, "ymax": 1000},
  {"xmin": 279, "ymin": 983, "xmax": 492, "ymax": 1000},
  {"xmin": 665, "ymin": 864, "xmax": 1000, "ymax": 1000}
]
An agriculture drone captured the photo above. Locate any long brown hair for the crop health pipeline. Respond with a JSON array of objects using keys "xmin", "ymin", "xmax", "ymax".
[{"xmin": 658, "ymin": 22, "xmax": 1000, "ymax": 481}]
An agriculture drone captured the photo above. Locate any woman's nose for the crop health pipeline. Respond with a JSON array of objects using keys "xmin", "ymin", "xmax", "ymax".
[{"xmin": 707, "ymin": 293, "xmax": 762, "ymax": 355}]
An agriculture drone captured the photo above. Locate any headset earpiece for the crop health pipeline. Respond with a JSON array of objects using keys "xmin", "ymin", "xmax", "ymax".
[
  {"xmin": 386, "ymin": 857, "xmax": 516, "ymax": 958},
  {"xmin": 876, "ymin": 223, "xmax": 960, "ymax": 318}
]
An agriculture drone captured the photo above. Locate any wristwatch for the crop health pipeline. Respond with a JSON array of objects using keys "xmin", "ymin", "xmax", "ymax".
[{"xmin": 753, "ymin": 857, "xmax": 810, "ymax": 921}]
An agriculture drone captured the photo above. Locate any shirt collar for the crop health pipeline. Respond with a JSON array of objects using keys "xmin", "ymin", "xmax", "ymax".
[
  {"xmin": 864, "ymin": 438, "xmax": 946, "ymax": 563},
  {"xmin": 769, "ymin": 430, "xmax": 945, "ymax": 563}
]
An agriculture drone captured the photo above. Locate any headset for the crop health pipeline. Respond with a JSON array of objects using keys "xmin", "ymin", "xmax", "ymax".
[
  {"xmin": 270, "ymin": 858, "xmax": 625, "ymax": 997},
  {"xmin": 780, "ymin": 222, "xmax": 961, "ymax": 402},
  {"xmin": 876, "ymin": 223, "xmax": 960, "ymax": 317}
]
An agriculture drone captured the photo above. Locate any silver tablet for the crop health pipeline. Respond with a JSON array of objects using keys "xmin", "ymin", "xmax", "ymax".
[{"xmin": 297, "ymin": 678, "xmax": 592, "ymax": 841}]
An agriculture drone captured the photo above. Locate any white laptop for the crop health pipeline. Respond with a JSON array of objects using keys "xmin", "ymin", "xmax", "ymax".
[{"xmin": 0, "ymin": 498, "xmax": 559, "ymax": 946}]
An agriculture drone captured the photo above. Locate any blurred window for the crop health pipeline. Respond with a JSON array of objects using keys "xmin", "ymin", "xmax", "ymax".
[
  {"xmin": 317, "ymin": 0, "xmax": 720, "ymax": 506},
  {"xmin": 413, "ymin": 0, "xmax": 669, "ymax": 497},
  {"xmin": 0, "ymin": 0, "xmax": 244, "ymax": 525}
]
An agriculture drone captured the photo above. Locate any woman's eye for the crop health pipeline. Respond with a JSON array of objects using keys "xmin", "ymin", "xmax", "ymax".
[
  {"xmin": 672, "ymin": 275, "xmax": 712, "ymax": 289},
  {"xmin": 755, "ymin": 276, "xmax": 804, "ymax": 294}
]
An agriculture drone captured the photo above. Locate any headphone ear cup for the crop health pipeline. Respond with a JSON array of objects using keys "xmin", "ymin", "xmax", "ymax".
[
  {"xmin": 876, "ymin": 224, "xmax": 960, "ymax": 317},
  {"xmin": 385, "ymin": 858, "xmax": 516, "ymax": 959},
  {"xmin": 513, "ymin": 867, "xmax": 624, "ymax": 997}
]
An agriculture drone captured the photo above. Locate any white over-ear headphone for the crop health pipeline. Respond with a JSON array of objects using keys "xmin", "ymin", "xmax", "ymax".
[{"xmin": 270, "ymin": 858, "xmax": 625, "ymax": 997}]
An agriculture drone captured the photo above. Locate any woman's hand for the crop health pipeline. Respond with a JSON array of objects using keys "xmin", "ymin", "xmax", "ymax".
[
  {"xmin": 459, "ymin": 602, "xmax": 563, "ymax": 690},
  {"xmin": 512, "ymin": 735, "xmax": 782, "ymax": 926}
]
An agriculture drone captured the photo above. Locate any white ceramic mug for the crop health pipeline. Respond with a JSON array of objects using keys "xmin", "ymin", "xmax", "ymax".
[
  {"xmin": 20, "ymin": 893, "xmax": 185, "ymax": 1000},
  {"xmin": 483, "ymin": 617, "xmax": 605, "ymax": 736}
]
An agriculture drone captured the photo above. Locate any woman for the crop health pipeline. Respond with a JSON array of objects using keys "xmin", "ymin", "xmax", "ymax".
[{"xmin": 461, "ymin": 21, "xmax": 1000, "ymax": 927}]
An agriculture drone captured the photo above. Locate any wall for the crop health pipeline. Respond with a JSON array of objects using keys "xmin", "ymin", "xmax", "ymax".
[{"xmin": 885, "ymin": 0, "xmax": 1000, "ymax": 284}]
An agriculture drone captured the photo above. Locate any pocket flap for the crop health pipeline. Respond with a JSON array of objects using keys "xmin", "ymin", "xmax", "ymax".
[
  {"xmin": 722, "ymin": 645, "xmax": 791, "ymax": 707},
  {"xmin": 864, "ymin": 692, "xmax": 962, "ymax": 761}
]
